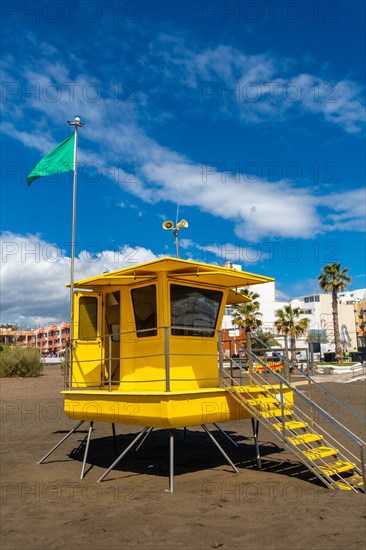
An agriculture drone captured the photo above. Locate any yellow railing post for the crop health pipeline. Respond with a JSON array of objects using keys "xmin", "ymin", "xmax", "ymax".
[
  {"xmin": 218, "ymin": 330, "xmax": 224, "ymax": 387},
  {"xmin": 164, "ymin": 326, "xmax": 171, "ymax": 392},
  {"xmin": 65, "ymin": 343, "xmax": 71, "ymax": 390},
  {"xmin": 247, "ymin": 332, "xmax": 253, "ymax": 386},
  {"xmin": 108, "ymin": 335, "xmax": 112, "ymax": 392}
]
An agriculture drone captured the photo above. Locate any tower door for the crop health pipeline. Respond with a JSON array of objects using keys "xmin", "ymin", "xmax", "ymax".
[{"xmin": 72, "ymin": 292, "xmax": 103, "ymax": 388}]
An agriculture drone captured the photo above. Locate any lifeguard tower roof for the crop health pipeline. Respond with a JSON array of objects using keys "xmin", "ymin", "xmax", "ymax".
[{"xmin": 73, "ymin": 256, "xmax": 273, "ymax": 293}]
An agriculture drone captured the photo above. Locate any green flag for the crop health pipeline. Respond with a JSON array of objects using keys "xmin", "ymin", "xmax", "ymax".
[{"xmin": 27, "ymin": 133, "xmax": 75, "ymax": 186}]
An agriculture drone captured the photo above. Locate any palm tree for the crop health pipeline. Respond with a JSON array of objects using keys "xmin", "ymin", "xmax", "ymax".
[
  {"xmin": 318, "ymin": 262, "xmax": 351, "ymax": 362},
  {"xmin": 251, "ymin": 329, "xmax": 280, "ymax": 352},
  {"xmin": 274, "ymin": 305, "xmax": 310, "ymax": 364},
  {"xmin": 306, "ymin": 329, "xmax": 329, "ymax": 344},
  {"xmin": 232, "ymin": 288, "xmax": 262, "ymax": 362}
]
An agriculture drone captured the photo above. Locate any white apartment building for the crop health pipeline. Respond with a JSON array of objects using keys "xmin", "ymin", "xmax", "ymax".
[
  {"xmin": 290, "ymin": 294, "xmax": 357, "ymax": 350},
  {"xmin": 221, "ymin": 262, "xmax": 361, "ymax": 351},
  {"xmin": 338, "ymin": 288, "xmax": 366, "ymax": 303}
]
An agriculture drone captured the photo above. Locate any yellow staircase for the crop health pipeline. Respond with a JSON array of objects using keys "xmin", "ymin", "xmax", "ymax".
[{"xmin": 224, "ymin": 363, "xmax": 365, "ymax": 493}]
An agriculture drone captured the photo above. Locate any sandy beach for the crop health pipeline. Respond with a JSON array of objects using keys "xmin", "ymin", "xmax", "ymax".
[{"xmin": 1, "ymin": 366, "xmax": 365, "ymax": 550}]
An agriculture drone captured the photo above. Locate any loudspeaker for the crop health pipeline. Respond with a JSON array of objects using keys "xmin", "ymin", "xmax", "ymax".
[{"xmin": 176, "ymin": 219, "xmax": 188, "ymax": 229}]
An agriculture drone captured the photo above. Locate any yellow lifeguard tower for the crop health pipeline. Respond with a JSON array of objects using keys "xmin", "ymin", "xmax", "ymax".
[
  {"xmin": 64, "ymin": 257, "xmax": 287, "ymax": 416},
  {"xmin": 38, "ymin": 257, "xmax": 365, "ymax": 493}
]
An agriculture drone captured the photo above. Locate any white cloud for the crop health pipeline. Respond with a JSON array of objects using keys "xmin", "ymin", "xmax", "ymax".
[
  {"xmin": 179, "ymin": 238, "xmax": 269, "ymax": 265},
  {"xmin": 2, "ymin": 36, "xmax": 365, "ymax": 243},
  {"xmin": 0, "ymin": 232, "xmax": 157, "ymax": 328},
  {"xmin": 146, "ymin": 38, "xmax": 365, "ymax": 133},
  {"xmin": 293, "ymin": 74, "xmax": 365, "ymax": 134},
  {"xmin": 317, "ymin": 188, "xmax": 366, "ymax": 233},
  {"xmin": 137, "ymin": 157, "xmax": 321, "ymax": 240}
]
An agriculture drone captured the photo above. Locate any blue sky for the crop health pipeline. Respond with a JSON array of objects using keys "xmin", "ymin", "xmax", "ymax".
[{"xmin": 1, "ymin": 0, "xmax": 365, "ymax": 327}]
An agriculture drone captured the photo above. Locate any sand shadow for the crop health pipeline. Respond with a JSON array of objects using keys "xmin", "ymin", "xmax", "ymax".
[
  {"xmin": 65, "ymin": 426, "xmax": 287, "ymax": 481},
  {"xmin": 39, "ymin": 425, "xmax": 326, "ymax": 488},
  {"xmin": 243, "ymin": 453, "xmax": 328, "ymax": 487}
]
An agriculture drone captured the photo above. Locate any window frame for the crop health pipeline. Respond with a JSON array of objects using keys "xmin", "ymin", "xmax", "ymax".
[
  {"xmin": 131, "ymin": 283, "xmax": 158, "ymax": 338},
  {"xmin": 78, "ymin": 295, "xmax": 99, "ymax": 341},
  {"xmin": 169, "ymin": 282, "xmax": 223, "ymax": 338}
]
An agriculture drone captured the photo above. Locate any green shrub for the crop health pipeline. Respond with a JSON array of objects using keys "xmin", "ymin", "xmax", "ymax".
[
  {"xmin": 0, "ymin": 347, "xmax": 43, "ymax": 377},
  {"xmin": 318, "ymin": 361, "xmax": 357, "ymax": 366}
]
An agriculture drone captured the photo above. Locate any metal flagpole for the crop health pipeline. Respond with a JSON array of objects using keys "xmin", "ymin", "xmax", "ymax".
[{"xmin": 66, "ymin": 115, "xmax": 83, "ymax": 389}]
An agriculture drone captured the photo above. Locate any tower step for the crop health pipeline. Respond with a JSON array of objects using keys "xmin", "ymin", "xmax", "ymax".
[
  {"xmin": 228, "ymin": 388, "xmax": 292, "ymax": 417},
  {"xmin": 247, "ymin": 397, "xmax": 280, "ymax": 405},
  {"xmin": 273, "ymin": 421, "xmax": 307, "ymax": 431},
  {"xmin": 302, "ymin": 446, "xmax": 338, "ymax": 460},
  {"xmin": 316, "ymin": 460, "xmax": 355, "ymax": 477},
  {"xmin": 332, "ymin": 474, "xmax": 364, "ymax": 491},
  {"xmin": 258, "ymin": 410, "xmax": 287, "ymax": 418},
  {"xmin": 288, "ymin": 433, "xmax": 323, "ymax": 446}
]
